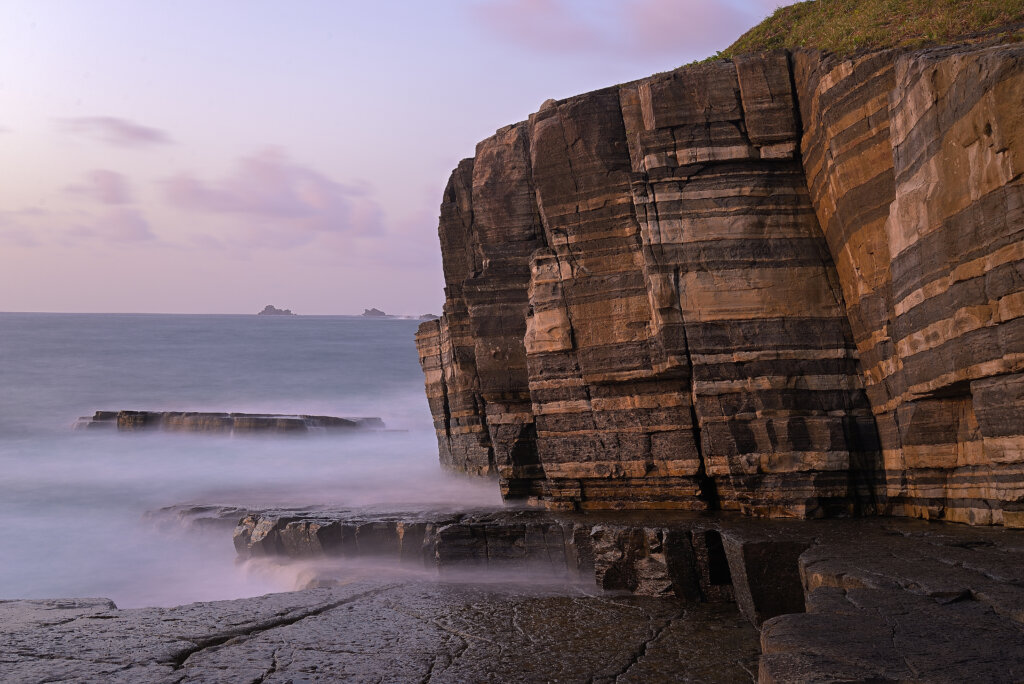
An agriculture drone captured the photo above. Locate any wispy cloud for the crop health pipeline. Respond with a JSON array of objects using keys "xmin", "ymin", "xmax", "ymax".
[
  {"xmin": 0, "ymin": 204, "xmax": 155, "ymax": 246},
  {"xmin": 65, "ymin": 170, "xmax": 134, "ymax": 205},
  {"xmin": 162, "ymin": 148, "xmax": 382, "ymax": 248},
  {"xmin": 68, "ymin": 208, "xmax": 155, "ymax": 243},
  {"xmin": 470, "ymin": 0, "xmax": 793, "ymax": 59},
  {"xmin": 471, "ymin": 0, "xmax": 605, "ymax": 54},
  {"xmin": 59, "ymin": 116, "xmax": 172, "ymax": 148},
  {"xmin": 0, "ymin": 210, "xmax": 42, "ymax": 247}
]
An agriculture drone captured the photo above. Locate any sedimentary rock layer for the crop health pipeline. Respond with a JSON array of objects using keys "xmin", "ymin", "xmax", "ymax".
[
  {"xmin": 417, "ymin": 40, "xmax": 1024, "ymax": 525},
  {"xmin": 794, "ymin": 42, "xmax": 1024, "ymax": 525}
]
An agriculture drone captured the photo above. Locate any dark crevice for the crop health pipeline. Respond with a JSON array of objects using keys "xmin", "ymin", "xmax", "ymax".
[
  {"xmin": 692, "ymin": 403, "xmax": 719, "ymax": 511},
  {"xmin": 675, "ymin": 280, "xmax": 719, "ymax": 511},
  {"xmin": 435, "ymin": 340, "xmax": 455, "ymax": 459},
  {"xmin": 784, "ymin": 49, "xmax": 806, "ymax": 141},
  {"xmin": 252, "ymin": 647, "xmax": 280, "ymax": 684},
  {"xmin": 476, "ymin": 394, "xmax": 497, "ymax": 478},
  {"xmin": 703, "ymin": 531, "xmax": 733, "ymax": 586}
]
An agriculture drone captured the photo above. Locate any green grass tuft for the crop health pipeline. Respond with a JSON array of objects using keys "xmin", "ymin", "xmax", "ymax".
[{"xmin": 717, "ymin": 0, "xmax": 1024, "ymax": 59}]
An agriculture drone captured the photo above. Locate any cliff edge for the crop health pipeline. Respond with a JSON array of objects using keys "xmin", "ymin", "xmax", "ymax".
[{"xmin": 416, "ymin": 21, "xmax": 1024, "ymax": 526}]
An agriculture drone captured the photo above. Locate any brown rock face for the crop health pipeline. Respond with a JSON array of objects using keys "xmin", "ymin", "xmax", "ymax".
[
  {"xmin": 794, "ymin": 42, "xmax": 1024, "ymax": 525},
  {"xmin": 418, "ymin": 41, "xmax": 1024, "ymax": 525}
]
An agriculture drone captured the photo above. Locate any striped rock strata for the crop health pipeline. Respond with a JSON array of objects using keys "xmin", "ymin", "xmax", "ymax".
[
  {"xmin": 417, "ymin": 41, "xmax": 1024, "ymax": 525},
  {"xmin": 795, "ymin": 42, "xmax": 1024, "ymax": 525}
]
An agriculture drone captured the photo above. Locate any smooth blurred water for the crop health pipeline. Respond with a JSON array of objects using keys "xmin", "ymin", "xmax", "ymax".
[{"xmin": 0, "ymin": 313, "xmax": 499, "ymax": 608}]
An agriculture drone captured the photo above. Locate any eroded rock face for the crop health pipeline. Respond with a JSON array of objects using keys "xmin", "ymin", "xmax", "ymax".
[
  {"xmin": 418, "ymin": 40, "xmax": 1024, "ymax": 525},
  {"xmin": 795, "ymin": 42, "xmax": 1024, "ymax": 526}
]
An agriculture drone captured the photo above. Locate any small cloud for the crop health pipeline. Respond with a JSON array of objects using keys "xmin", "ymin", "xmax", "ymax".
[
  {"xmin": 162, "ymin": 148, "xmax": 382, "ymax": 248},
  {"xmin": 65, "ymin": 169, "xmax": 134, "ymax": 205},
  {"xmin": 470, "ymin": 0, "xmax": 793, "ymax": 59},
  {"xmin": 0, "ymin": 211, "xmax": 40, "ymax": 246},
  {"xmin": 0, "ymin": 205, "xmax": 154, "ymax": 246},
  {"xmin": 59, "ymin": 116, "xmax": 171, "ymax": 148},
  {"xmin": 0, "ymin": 126, "xmax": 11, "ymax": 135},
  {"xmin": 471, "ymin": 0, "xmax": 604, "ymax": 54},
  {"xmin": 69, "ymin": 207, "xmax": 155, "ymax": 243},
  {"xmin": 0, "ymin": 228, "xmax": 39, "ymax": 247}
]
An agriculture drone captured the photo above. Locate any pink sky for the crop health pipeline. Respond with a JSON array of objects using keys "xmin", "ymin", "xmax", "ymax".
[{"xmin": 0, "ymin": 0, "xmax": 791, "ymax": 315}]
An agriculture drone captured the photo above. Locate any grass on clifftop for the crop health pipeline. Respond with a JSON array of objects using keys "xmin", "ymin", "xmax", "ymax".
[{"xmin": 717, "ymin": 0, "xmax": 1024, "ymax": 58}]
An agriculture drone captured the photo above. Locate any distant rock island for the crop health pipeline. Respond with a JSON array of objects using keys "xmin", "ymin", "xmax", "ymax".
[
  {"xmin": 362, "ymin": 308, "xmax": 386, "ymax": 317},
  {"xmin": 258, "ymin": 305, "xmax": 295, "ymax": 316},
  {"xmin": 419, "ymin": 313, "xmax": 439, "ymax": 321}
]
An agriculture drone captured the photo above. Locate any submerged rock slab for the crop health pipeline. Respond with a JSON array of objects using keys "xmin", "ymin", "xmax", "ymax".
[
  {"xmin": 74, "ymin": 410, "xmax": 385, "ymax": 434},
  {"xmin": 0, "ymin": 581, "xmax": 760, "ymax": 683}
]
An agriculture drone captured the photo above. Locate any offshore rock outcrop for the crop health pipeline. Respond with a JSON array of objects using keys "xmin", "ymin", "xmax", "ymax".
[
  {"xmin": 417, "ymin": 40, "xmax": 1024, "ymax": 525},
  {"xmin": 257, "ymin": 304, "xmax": 294, "ymax": 316},
  {"xmin": 74, "ymin": 410, "xmax": 384, "ymax": 434}
]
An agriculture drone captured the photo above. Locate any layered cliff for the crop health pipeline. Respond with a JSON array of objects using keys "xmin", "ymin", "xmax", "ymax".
[{"xmin": 417, "ymin": 38, "xmax": 1024, "ymax": 526}]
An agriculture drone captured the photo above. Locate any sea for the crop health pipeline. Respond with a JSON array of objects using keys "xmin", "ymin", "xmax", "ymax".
[{"xmin": 0, "ymin": 313, "xmax": 500, "ymax": 608}]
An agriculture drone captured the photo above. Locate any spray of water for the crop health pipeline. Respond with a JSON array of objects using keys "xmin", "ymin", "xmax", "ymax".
[{"xmin": 0, "ymin": 314, "xmax": 502, "ymax": 608}]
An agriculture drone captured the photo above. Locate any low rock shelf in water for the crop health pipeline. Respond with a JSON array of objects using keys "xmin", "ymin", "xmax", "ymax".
[{"xmin": 74, "ymin": 410, "xmax": 384, "ymax": 435}]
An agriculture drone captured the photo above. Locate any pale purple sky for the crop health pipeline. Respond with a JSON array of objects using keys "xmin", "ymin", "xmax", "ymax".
[{"xmin": 0, "ymin": 0, "xmax": 791, "ymax": 315}]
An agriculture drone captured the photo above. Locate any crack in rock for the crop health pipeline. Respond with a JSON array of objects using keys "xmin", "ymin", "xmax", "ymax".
[
  {"xmin": 170, "ymin": 584, "xmax": 401, "ymax": 670},
  {"xmin": 602, "ymin": 607, "xmax": 684, "ymax": 683}
]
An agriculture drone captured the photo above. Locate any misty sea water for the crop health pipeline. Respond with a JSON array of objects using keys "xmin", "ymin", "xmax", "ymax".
[{"xmin": 0, "ymin": 313, "xmax": 499, "ymax": 608}]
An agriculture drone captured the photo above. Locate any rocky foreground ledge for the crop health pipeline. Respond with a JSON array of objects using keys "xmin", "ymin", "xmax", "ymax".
[
  {"xmin": 6, "ymin": 509, "xmax": 1024, "ymax": 681},
  {"xmin": 225, "ymin": 508, "xmax": 1024, "ymax": 682},
  {"xmin": 0, "ymin": 583, "xmax": 758, "ymax": 683},
  {"xmin": 74, "ymin": 410, "xmax": 385, "ymax": 434}
]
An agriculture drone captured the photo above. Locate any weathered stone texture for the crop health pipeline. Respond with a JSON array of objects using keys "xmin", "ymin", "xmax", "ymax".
[
  {"xmin": 418, "ymin": 158, "xmax": 496, "ymax": 477},
  {"xmin": 625, "ymin": 55, "xmax": 872, "ymax": 519},
  {"xmin": 0, "ymin": 584, "xmax": 762, "ymax": 684},
  {"xmin": 793, "ymin": 42, "xmax": 1024, "ymax": 525},
  {"xmin": 418, "ymin": 40, "xmax": 1024, "ymax": 525}
]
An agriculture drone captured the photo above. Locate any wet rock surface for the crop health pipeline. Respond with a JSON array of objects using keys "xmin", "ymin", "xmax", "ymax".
[
  {"xmin": 760, "ymin": 522, "xmax": 1024, "ymax": 682},
  {"xmin": 220, "ymin": 507, "xmax": 1024, "ymax": 681},
  {"xmin": 9, "ymin": 508, "xmax": 1024, "ymax": 681},
  {"xmin": 74, "ymin": 410, "xmax": 385, "ymax": 434},
  {"xmin": 0, "ymin": 581, "xmax": 760, "ymax": 683}
]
